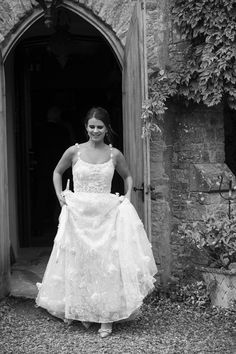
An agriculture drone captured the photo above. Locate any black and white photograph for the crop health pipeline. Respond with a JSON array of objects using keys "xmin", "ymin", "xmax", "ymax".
[{"xmin": 0, "ymin": 0, "xmax": 236, "ymax": 353}]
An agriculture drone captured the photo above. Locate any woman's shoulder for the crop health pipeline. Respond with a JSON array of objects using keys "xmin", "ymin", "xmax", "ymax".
[
  {"xmin": 62, "ymin": 144, "xmax": 80, "ymax": 157},
  {"xmin": 69, "ymin": 142, "xmax": 87, "ymax": 150},
  {"xmin": 111, "ymin": 147, "xmax": 123, "ymax": 158},
  {"xmin": 110, "ymin": 147, "xmax": 125, "ymax": 165},
  {"xmin": 67, "ymin": 144, "xmax": 78, "ymax": 153}
]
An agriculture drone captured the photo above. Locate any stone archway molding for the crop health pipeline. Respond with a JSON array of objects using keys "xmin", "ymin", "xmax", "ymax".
[
  {"xmin": 1, "ymin": 7, "xmax": 42, "ymax": 62},
  {"xmin": 1, "ymin": 1, "xmax": 126, "ymax": 65},
  {"xmin": 63, "ymin": 1, "xmax": 124, "ymax": 66}
]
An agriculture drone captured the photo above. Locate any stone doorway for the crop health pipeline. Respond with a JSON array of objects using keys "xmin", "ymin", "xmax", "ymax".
[
  {"xmin": 1, "ymin": 1, "xmax": 153, "ymax": 297},
  {"xmin": 11, "ymin": 9, "xmax": 123, "ymax": 249}
]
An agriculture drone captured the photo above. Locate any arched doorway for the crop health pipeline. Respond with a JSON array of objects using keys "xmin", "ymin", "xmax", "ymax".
[
  {"xmin": 0, "ymin": 1, "xmax": 150, "ymax": 297},
  {"xmin": 8, "ymin": 8, "xmax": 123, "ymax": 248}
]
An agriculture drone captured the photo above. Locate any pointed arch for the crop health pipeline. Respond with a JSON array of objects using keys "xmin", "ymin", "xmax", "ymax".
[{"xmin": 2, "ymin": 3, "xmax": 124, "ymax": 66}]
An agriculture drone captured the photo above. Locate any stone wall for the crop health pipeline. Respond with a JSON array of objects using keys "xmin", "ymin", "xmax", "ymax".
[
  {"xmin": 146, "ymin": 0, "xmax": 173, "ymax": 284},
  {"xmin": 164, "ymin": 4, "xmax": 230, "ymax": 276},
  {"xmin": 167, "ymin": 103, "xmax": 230, "ymax": 276},
  {"xmin": 149, "ymin": 97, "xmax": 229, "ymax": 279},
  {"xmin": 146, "ymin": 0, "xmax": 170, "ymax": 72},
  {"xmin": 150, "ymin": 119, "xmax": 172, "ymax": 285},
  {"xmin": 147, "ymin": 0, "xmax": 230, "ymax": 279}
]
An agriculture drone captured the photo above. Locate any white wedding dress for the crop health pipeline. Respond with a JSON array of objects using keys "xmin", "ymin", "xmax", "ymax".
[{"xmin": 36, "ymin": 144, "xmax": 157, "ymax": 323}]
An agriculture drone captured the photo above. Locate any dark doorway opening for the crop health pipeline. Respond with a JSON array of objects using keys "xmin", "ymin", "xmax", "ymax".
[
  {"xmin": 14, "ymin": 10, "xmax": 122, "ymax": 247},
  {"xmin": 224, "ymin": 104, "xmax": 236, "ymax": 175}
]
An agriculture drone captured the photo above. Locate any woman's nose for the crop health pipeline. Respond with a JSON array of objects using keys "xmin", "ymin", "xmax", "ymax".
[{"xmin": 94, "ymin": 127, "xmax": 98, "ymax": 132}]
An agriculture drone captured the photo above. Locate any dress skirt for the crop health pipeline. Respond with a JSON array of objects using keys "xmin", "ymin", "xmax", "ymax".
[{"xmin": 36, "ymin": 191, "xmax": 157, "ymax": 323}]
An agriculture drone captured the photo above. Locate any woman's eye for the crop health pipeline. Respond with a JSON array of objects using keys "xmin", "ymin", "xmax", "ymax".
[{"xmin": 88, "ymin": 125, "xmax": 104, "ymax": 129}]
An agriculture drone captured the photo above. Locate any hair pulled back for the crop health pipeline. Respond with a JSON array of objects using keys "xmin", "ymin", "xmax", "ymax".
[{"xmin": 84, "ymin": 107, "xmax": 114, "ymax": 144}]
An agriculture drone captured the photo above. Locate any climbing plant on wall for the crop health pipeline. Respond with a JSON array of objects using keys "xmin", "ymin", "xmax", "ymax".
[
  {"xmin": 172, "ymin": 0, "xmax": 236, "ymax": 110},
  {"xmin": 143, "ymin": 0, "xmax": 236, "ymax": 136}
]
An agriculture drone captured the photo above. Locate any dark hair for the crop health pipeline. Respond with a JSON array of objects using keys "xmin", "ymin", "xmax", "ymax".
[{"xmin": 84, "ymin": 107, "xmax": 114, "ymax": 144}]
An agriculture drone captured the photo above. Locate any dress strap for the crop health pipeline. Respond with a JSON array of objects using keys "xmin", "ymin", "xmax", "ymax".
[
  {"xmin": 75, "ymin": 143, "xmax": 80, "ymax": 156},
  {"xmin": 109, "ymin": 144, "xmax": 113, "ymax": 160}
]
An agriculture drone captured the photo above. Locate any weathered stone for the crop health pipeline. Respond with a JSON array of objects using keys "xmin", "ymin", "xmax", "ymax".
[
  {"xmin": 0, "ymin": 0, "xmax": 134, "ymax": 46},
  {"xmin": 151, "ymin": 199, "xmax": 171, "ymax": 285},
  {"xmin": 146, "ymin": 0, "xmax": 170, "ymax": 73},
  {"xmin": 190, "ymin": 163, "xmax": 235, "ymax": 192},
  {"xmin": 201, "ymin": 269, "xmax": 236, "ymax": 308},
  {"xmin": 167, "ymin": 102, "xmax": 228, "ymax": 276}
]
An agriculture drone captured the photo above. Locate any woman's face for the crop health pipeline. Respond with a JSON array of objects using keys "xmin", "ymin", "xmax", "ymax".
[{"xmin": 86, "ymin": 117, "xmax": 107, "ymax": 142}]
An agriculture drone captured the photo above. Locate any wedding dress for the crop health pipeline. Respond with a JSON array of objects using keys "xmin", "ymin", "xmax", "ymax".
[{"xmin": 36, "ymin": 144, "xmax": 157, "ymax": 323}]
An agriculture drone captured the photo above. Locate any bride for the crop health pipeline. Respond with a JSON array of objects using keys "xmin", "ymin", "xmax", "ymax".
[{"xmin": 36, "ymin": 107, "xmax": 157, "ymax": 338}]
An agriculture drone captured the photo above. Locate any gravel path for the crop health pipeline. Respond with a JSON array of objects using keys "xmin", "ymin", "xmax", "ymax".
[{"xmin": 0, "ymin": 296, "xmax": 236, "ymax": 354}]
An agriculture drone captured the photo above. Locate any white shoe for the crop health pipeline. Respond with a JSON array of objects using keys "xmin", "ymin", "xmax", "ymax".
[{"xmin": 98, "ymin": 324, "xmax": 112, "ymax": 338}]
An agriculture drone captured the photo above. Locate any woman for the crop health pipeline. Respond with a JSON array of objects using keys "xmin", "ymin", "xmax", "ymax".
[{"xmin": 36, "ymin": 107, "xmax": 157, "ymax": 338}]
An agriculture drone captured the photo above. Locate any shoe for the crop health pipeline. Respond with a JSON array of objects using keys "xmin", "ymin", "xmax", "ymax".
[
  {"xmin": 98, "ymin": 326, "xmax": 112, "ymax": 338},
  {"xmin": 81, "ymin": 321, "xmax": 91, "ymax": 330}
]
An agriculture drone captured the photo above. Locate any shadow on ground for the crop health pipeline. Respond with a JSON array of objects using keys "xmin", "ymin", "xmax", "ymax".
[{"xmin": 10, "ymin": 248, "xmax": 51, "ymax": 298}]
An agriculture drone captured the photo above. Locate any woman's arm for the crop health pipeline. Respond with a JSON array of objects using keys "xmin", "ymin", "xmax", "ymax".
[
  {"xmin": 114, "ymin": 150, "xmax": 133, "ymax": 200},
  {"xmin": 53, "ymin": 146, "xmax": 75, "ymax": 206}
]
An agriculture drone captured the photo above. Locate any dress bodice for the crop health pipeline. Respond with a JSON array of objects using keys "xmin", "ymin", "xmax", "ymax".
[{"xmin": 72, "ymin": 144, "xmax": 115, "ymax": 193}]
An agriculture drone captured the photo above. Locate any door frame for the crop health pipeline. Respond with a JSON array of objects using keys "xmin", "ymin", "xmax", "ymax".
[
  {"xmin": 0, "ymin": 1, "xmax": 150, "ymax": 295},
  {"xmin": 0, "ymin": 50, "xmax": 10, "ymax": 297}
]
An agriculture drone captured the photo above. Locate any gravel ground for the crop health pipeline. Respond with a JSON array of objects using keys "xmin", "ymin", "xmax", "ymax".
[{"xmin": 1, "ymin": 295, "xmax": 236, "ymax": 354}]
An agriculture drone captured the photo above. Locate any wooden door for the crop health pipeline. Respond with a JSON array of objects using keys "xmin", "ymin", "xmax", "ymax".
[{"xmin": 123, "ymin": 0, "xmax": 151, "ymax": 238}]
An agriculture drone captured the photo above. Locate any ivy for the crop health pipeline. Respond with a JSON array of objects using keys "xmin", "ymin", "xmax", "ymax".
[
  {"xmin": 141, "ymin": 67, "xmax": 182, "ymax": 138},
  {"xmin": 172, "ymin": 0, "xmax": 236, "ymax": 109},
  {"xmin": 141, "ymin": 69, "xmax": 177, "ymax": 138},
  {"xmin": 143, "ymin": 0, "xmax": 236, "ymax": 137}
]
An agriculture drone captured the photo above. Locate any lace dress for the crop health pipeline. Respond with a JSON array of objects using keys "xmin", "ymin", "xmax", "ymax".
[{"xmin": 36, "ymin": 144, "xmax": 157, "ymax": 323}]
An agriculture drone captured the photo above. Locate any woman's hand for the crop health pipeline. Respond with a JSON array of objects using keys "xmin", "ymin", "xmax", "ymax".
[{"xmin": 58, "ymin": 193, "xmax": 67, "ymax": 207}]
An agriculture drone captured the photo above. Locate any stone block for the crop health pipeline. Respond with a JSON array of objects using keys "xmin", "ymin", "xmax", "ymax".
[
  {"xmin": 201, "ymin": 268, "xmax": 236, "ymax": 308},
  {"xmin": 189, "ymin": 163, "xmax": 235, "ymax": 192},
  {"xmin": 152, "ymin": 199, "xmax": 171, "ymax": 282},
  {"xmin": 151, "ymin": 184, "xmax": 169, "ymax": 200},
  {"xmin": 187, "ymin": 191, "xmax": 226, "ymax": 206}
]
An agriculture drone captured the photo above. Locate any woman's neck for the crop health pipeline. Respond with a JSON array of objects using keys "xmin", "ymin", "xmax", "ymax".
[{"xmin": 87, "ymin": 139, "xmax": 106, "ymax": 149}]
